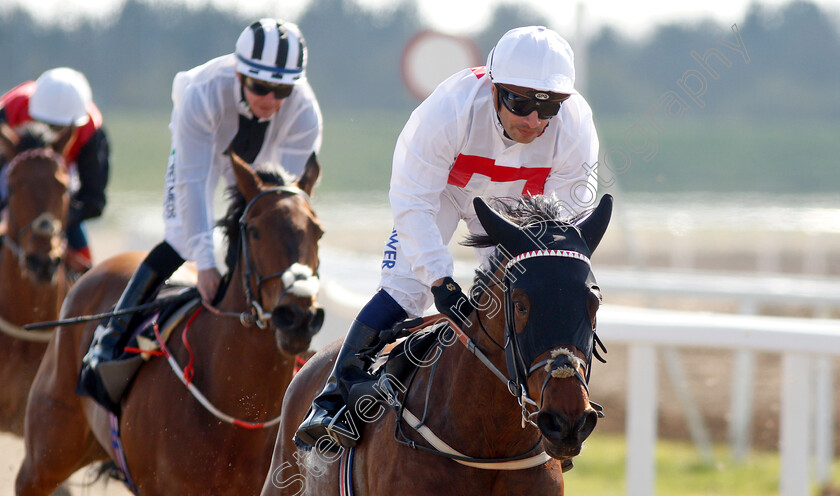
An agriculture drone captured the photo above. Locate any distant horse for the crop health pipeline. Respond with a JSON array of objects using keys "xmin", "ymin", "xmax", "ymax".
[
  {"xmin": 262, "ymin": 194, "xmax": 613, "ymax": 496},
  {"xmin": 16, "ymin": 153, "xmax": 325, "ymax": 495},
  {"xmin": 0, "ymin": 122, "xmax": 73, "ymax": 435}
]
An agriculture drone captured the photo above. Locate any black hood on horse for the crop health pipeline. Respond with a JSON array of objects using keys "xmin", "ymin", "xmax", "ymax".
[{"xmin": 469, "ymin": 195, "xmax": 612, "ymax": 393}]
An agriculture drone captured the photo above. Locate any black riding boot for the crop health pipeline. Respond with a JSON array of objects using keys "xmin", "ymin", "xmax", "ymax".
[
  {"xmin": 295, "ymin": 320, "xmax": 382, "ymax": 448},
  {"xmin": 78, "ymin": 262, "xmax": 164, "ymax": 408}
]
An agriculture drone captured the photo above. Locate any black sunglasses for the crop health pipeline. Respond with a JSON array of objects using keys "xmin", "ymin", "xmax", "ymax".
[
  {"xmin": 242, "ymin": 77, "xmax": 294, "ymax": 99},
  {"xmin": 496, "ymin": 85, "xmax": 568, "ymax": 120}
]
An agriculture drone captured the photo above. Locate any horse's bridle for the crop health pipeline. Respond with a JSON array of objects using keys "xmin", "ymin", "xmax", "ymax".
[
  {"xmin": 390, "ymin": 249, "xmax": 604, "ymax": 469},
  {"xmin": 497, "ymin": 249, "xmax": 599, "ymax": 427},
  {"xmin": 3, "ymin": 212, "xmax": 66, "ymax": 265},
  {"xmin": 2, "ymin": 149, "xmax": 67, "ymax": 272},
  {"xmin": 236, "ymin": 185, "xmax": 317, "ymax": 328}
]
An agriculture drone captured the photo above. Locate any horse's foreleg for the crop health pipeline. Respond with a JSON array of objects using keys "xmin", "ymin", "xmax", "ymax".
[{"xmin": 15, "ymin": 333, "xmax": 100, "ymax": 496}]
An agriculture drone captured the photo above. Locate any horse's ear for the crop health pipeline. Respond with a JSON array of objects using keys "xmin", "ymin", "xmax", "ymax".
[
  {"xmin": 230, "ymin": 152, "xmax": 263, "ymax": 201},
  {"xmin": 576, "ymin": 194, "xmax": 612, "ymax": 253},
  {"xmin": 473, "ymin": 197, "xmax": 520, "ymax": 248},
  {"xmin": 296, "ymin": 152, "xmax": 320, "ymax": 197},
  {"xmin": 0, "ymin": 122, "xmax": 19, "ymax": 159},
  {"xmin": 50, "ymin": 125, "xmax": 75, "ymax": 157}
]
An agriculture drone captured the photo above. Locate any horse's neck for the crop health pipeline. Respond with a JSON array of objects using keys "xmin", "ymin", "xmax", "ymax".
[
  {"xmin": 177, "ymin": 268, "xmax": 294, "ymax": 414},
  {"xmin": 0, "ymin": 248, "xmax": 64, "ymax": 323},
  {"xmin": 407, "ymin": 322, "xmax": 541, "ymax": 457}
]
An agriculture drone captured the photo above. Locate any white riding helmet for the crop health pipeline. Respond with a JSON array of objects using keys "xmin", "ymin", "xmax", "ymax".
[
  {"xmin": 235, "ymin": 18, "xmax": 307, "ymax": 85},
  {"xmin": 29, "ymin": 67, "xmax": 92, "ymax": 127},
  {"xmin": 487, "ymin": 26, "xmax": 576, "ymax": 95}
]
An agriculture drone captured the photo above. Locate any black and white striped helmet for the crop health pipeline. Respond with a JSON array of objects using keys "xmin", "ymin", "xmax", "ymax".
[{"xmin": 235, "ymin": 18, "xmax": 307, "ymax": 84}]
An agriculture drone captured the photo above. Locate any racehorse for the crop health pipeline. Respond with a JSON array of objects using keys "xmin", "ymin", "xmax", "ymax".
[
  {"xmin": 0, "ymin": 122, "xmax": 73, "ymax": 435},
  {"xmin": 16, "ymin": 153, "xmax": 325, "ymax": 495},
  {"xmin": 261, "ymin": 194, "xmax": 613, "ymax": 496}
]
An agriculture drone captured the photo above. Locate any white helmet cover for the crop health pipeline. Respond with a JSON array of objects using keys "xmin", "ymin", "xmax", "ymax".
[
  {"xmin": 235, "ymin": 18, "xmax": 307, "ymax": 85},
  {"xmin": 487, "ymin": 26, "xmax": 576, "ymax": 94},
  {"xmin": 29, "ymin": 67, "xmax": 92, "ymax": 126}
]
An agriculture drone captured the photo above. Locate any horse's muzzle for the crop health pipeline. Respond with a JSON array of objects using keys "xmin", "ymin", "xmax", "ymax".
[
  {"xmin": 25, "ymin": 253, "xmax": 62, "ymax": 284},
  {"xmin": 272, "ymin": 304, "xmax": 324, "ymax": 354},
  {"xmin": 537, "ymin": 409, "xmax": 598, "ymax": 458}
]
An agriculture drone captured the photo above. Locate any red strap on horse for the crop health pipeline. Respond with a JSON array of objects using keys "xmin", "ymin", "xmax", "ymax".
[
  {"xmin": 180, "ymin": 306, "xmax": 203, "ymax": 386},
  {"xmin": 149, "ymin": 306, "xmax": 202, "ymax": 386},
  {"xmin": 294, "ymin": 355, "xmax": 308, "ymax": 375},
  {"xmin": 123, "ymin": 347, "xmax": 166, "ymax": 357}
]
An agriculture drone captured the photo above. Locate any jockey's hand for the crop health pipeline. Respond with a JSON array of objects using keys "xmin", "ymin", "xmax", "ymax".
[
  {"xmin": 197, "ymin": 267, "xmax": 222, "ymax": 304},
  {"xmin": 431, "ymin": 277, "xmax": 474, "ymax": 329}
]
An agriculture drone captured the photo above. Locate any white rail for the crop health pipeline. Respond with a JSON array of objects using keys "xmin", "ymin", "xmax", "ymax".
[
  {"xmin": 597, "ymin": 305, "xmax": 840, "ymax": 496},
  {"xmin": 598, "ymin": 267, "xmax": 840, "ymax": 479}
]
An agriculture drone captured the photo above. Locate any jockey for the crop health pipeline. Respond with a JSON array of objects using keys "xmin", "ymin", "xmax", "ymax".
[
  {"xmin": 78, "ymin": 18, "xmax": 323, "ymax": 411},
  {"xmin": 0, "ymin": 67, "xmax": 111, "ymax": 273},
  {"xmin": 296, "ymin": 26, "xmax": 601, "ymax": 448}
]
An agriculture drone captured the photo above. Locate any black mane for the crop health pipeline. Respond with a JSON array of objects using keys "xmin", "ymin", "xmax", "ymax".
[
  {"xmin": 463, "ymin": 195, "xmax": 586, "ymax": 249},
  {"xmin": 218, "ymin": 169, "xmax": 288, "ymax": 273}
]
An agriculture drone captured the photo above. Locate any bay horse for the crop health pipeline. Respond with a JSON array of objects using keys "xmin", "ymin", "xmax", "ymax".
[
  {"xmin": 0, "ymin": 122, "xmax": 73, "ymax": 435},
  {"xmin": 261, "ymin": 193, "xmax": 613, "ymax": 496},
  {"xmin": 16, "ymin": 153, "xmax": 325, "ymax": 495}
]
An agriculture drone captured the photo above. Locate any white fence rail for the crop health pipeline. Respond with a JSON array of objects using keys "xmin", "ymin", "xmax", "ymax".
[
  {"xmin": 597, "ymin": 305, "xmax": 840, "ymax": 496},
  {"xmin": 599, "ymin": 267, "xmax": 840, "ymax": 476}
]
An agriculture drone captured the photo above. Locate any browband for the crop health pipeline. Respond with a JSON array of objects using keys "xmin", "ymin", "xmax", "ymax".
[{"xmin": 506, "ymin": 249, "xmax": 590, "ymax": 270}]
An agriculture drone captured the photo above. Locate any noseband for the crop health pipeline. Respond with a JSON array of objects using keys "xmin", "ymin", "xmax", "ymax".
[{"xmin": 236, "ymin": 186, "xmax": 319, "ymax": 328}]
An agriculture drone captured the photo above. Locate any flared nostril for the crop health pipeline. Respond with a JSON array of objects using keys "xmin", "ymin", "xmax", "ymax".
[
  {"xmin": 308, "ymin": 307, "xmax": 324, "ymax": 335},
  {"xmin": 537, "ymin": 411, "xmax": 570, "ymax": 443},
  {"xmin": 576, "ymin": 410, "xmax": 598, "ymax": 444},
  {"xmin": 272, "ymin": 305, "xmax": 304, "ymax": 331},
  {"xmin": 25, "ymin": 255, "xmax": 58, "ymax": 282}
]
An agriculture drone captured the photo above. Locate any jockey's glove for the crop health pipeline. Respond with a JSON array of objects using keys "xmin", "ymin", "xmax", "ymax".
[{"xmin": 431, "ymin": 277, "xmax": 474, "ymax": 329}]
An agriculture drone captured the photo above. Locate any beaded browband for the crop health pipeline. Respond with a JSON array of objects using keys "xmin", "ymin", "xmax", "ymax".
[{"xmin": 506, "ymin": 249, "xmax": 591, "ymax": 270}]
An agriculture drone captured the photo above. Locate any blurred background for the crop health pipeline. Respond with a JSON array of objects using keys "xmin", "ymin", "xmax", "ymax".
[{"xmin": 1, "ymin": 0, "xmax": 840, "ymax": 494}]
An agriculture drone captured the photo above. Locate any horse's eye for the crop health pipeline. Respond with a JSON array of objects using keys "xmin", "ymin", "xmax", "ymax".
[
  {"xmin": 514, "ymin": 301, "xmax": 528, "ymax": 315},
  {"xmin": 249, "ymin": 226, "xmax": 261, "ymax": 240}
]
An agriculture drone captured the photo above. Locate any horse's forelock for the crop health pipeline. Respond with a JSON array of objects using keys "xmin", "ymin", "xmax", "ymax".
[
  {"xmin": 14, "ymin": 122, "xmax": 52, "ymax": 152},
  {"xmin": 467, "ymin": 195, "xmax": 582, "ymax": 290}
]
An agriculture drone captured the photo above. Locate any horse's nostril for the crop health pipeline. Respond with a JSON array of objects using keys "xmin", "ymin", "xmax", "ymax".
[
  {"xmin": 25, "ymin": 254, "xmax": 59, "ymax": 282},
  {"xmin": 308, "ymin": 307, "xmax": 324, "ymax": 335},
  {"xmin": 272, "ymin": 305, "xmax": 303, "ymax": 331},
  {"xmin": 576, "ymin": 410, "xmax": 598, "ymax": 443},
  {"xmin": 537, "ymin": 411, "xmax": 569, "ymax": 442}
]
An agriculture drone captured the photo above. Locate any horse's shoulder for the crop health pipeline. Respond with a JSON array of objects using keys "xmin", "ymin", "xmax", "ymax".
[
  {"xmin": 286, "ymin": 338, "xmax": 341, "ymax": 394},
  {"xmin": 93, "ymin": 251, "xmax": 147, "ymax": 274},
  {"xmin": 299, "ymin": 339, "xmax": 341, "ymax": 373}
]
